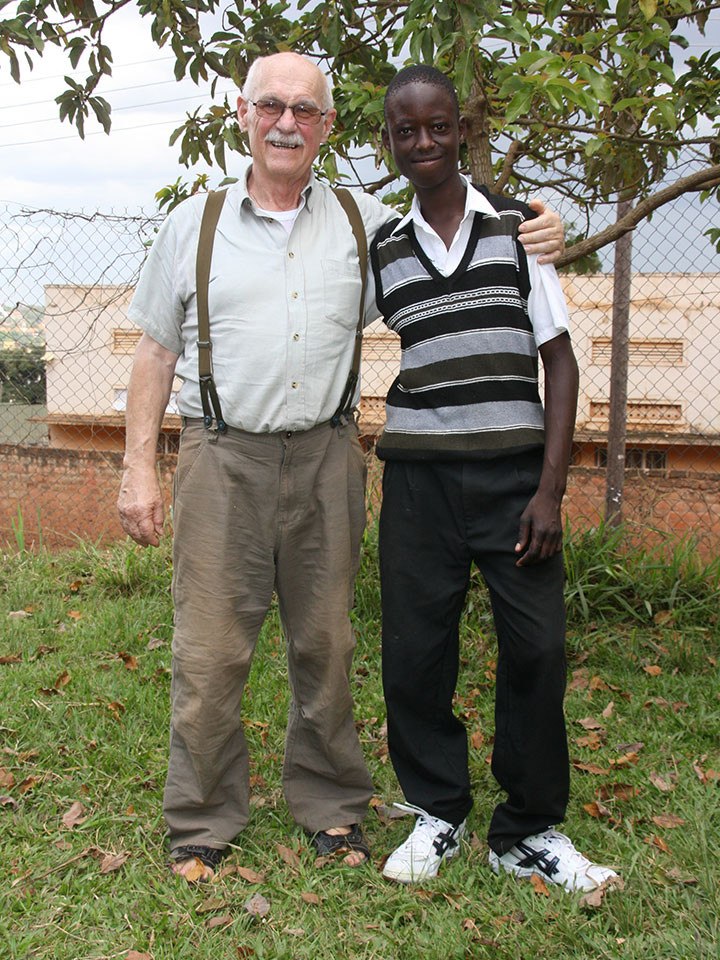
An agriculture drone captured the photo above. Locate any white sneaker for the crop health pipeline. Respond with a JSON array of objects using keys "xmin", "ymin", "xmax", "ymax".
[
  {"xmin": 489, "ymin": 829, "xmax": 618, "ymax": 892},
  {"xmin": 382, "ymin": 802, "xmax": 466, "ymax": 883}
]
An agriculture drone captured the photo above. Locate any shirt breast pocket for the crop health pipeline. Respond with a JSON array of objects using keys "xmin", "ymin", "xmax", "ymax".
[{"xmin": 322, "ymin": 259, "xmax": 363, "ymax": 329}]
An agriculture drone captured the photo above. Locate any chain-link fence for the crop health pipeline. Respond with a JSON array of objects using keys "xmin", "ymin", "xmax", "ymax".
[{"xmin": 1, "ymin": 190, "xmax": 719, "ymax": 551}]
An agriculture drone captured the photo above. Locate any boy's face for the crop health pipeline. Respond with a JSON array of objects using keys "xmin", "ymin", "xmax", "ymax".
[{"xmin": 382, "ymin": 83, "xmax": 465, "ymax": 191}]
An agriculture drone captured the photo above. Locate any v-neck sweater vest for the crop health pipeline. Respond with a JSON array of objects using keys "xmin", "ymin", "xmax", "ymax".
[{"xmin": 371, "ymin": 188, "xmax": 545, "ymax": 461}]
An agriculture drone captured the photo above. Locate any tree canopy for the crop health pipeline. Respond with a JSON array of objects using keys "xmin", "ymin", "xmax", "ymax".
[{"xmin": 3, "ymin": 0, "xmax": 720, "ymax": 263}]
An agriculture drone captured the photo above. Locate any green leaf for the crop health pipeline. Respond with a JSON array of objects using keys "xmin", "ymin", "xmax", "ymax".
[
  {"xmin": 638, "ymin": 0, "xmax": 658, "ymax": 19},
  {"xmin": 504, "ymin": 85, "xmax": 534, "ymax": 124},
  {"xmin": 455, "ymin": 47, "xmax": 475, "ymax": 102}
]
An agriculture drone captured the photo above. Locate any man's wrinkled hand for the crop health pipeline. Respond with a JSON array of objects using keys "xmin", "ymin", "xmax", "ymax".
[
  {"xmin": 518, "ymin": 198, "xmax": 565, "ymax": 264},
  {"xmin": 514, "ymin": 491, "xmax": 563, "ymax": 567},
  {"xmin": 117, "ymin": 470, "xmax": 165, "ymax": 547}
]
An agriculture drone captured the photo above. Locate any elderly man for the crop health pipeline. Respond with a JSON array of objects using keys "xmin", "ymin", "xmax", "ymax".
[{"xmin": 118, "ymin": 51, "xmax": 564, "ymax": 880}]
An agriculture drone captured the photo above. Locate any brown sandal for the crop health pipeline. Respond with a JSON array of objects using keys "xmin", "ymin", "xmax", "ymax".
[{"xmin": 309, "ymin": 825, "xmax": 370, "ymax": 865}]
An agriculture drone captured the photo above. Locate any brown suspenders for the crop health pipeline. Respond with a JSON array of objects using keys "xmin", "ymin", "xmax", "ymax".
[{"xmin": 194, "ymin": 186, "xmax": 369, "ymax": 433}]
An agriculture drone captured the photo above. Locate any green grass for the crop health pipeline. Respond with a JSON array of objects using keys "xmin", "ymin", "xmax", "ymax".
[{"xmin": 1, "ymin": 526, "xmax": 719, "ymax": 960}]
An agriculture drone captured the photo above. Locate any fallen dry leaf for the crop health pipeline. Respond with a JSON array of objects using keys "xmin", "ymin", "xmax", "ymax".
[
  {"xmin": 609, "ymin": 751, "xmax": 639, "ymax": 768},
  {"xmin": 100, "ymin": 851, "xmax": 129, "ymax": 874},
  {"xmin": 576, "ymin": 717, "xmax": 604, "ymax": 731},
  {"xmin": 652, "ymin": 813, "xmax": 685, "ymax": 829},
  {"xmin": 649, "ymin": 772, "xmax": 674, "ymax": 792},
  {"xmin": 118, "ymin": 651, "xmax": 139, "ymax": 670},
  {"xmin": 653, "ymin": 610, "xmax": 674, "ymax": 625},
  {"xmin": 572, "ymin": 761, "xmax": 610, "ymax": 775},
  {"xmin": 602, "ymin": 701, "xmax": 615, "ymax": 720},
  {"xmin": 18, "ymin": 775, "xmax": 41, "ymax": 793},
  {"xmin": 244, "ymin": 892, "xmax": 270, "ymax": 919},
  {"xmin": 236, "ymin": 947, "xmax": 255, "ymax": 959},
  {"xmin": 643, "ymin": 665, "xmax": 662, "ymax": 677},
  {"xmin": 0, "ymin": 794, "xmax": 19, "ymax": 810},
  {"xmin": 568, "ymin": 668, "xmax": 589, "ymax": 691},
  {"xmin": 126, "ymin": 952, "xmax": 152, "ymax": 960},
  {"xmin": 0, "ymin": 653, "xmax": 22, "ymax": 664},
  {"xmin": 616, "ymin": 741, "xmax": 644, "ymax": 754},
  {"xmin": 236, "ymin": 866, "xmax": 265, "ymax": 883},
  {"xmin": 575, "ymin": 732, "xmax": 604, "ymax": 750},
  {"xmin": 664, "ymin": 867, "xmax": 698, "ymax": 885},
  {"xmin": 529, "ymin": 873, "xmax": 550, "ymax": 897},
  {"xmin": 589, "ymin": 675, "xmax": 609, "ymax": 692},
  {"xmin": 206, "ymin": 914, "xmax": 233, "ymax": 929},
  {"xmin": 579, "ymin": 886, "xmax": 605, "ymax": 908},
  {"xmin": 470, "ymin": 729, "xmax": 485, "ymax": 749},
  {"xmin": 196, "ymin": 897, "xmax": 227, "ymax": 914},
  {"xmin": 0, "ymin": 769, "xmax": 15, "ymax": 789},
  {"xmin": 146, "ymin": 636, "xmax": 165, "ymax": 650},
  {"xmin": 106, "ymin": 701, "xmax": 126, "ymax": 720},
  {"xmin": 275, "ymin": 843, "xmax": 301, "ymax": 869},
  {"xmin": 62, "ymin": 801, "xmax": 87, "ymax": 829},
  {"xmin": 54, "ymin": 670, "xmax": 71, "ymax": 689},
  {"xmin": 67, "ymin": 610, "xmax": 83, "ymax": 621},
  {"xmin": 583, "ymin": 800, "xmax": 614, "ymax": 821},
  {"xmin": 300, "ymin": 891, "xmax": 321, "ymax": 905},
  {"xmin": 648, "ymin": 835, "xmax": 670, "ymax": 853},
  {"xmin": 183, "ymin": 858, "xmax": 207, "ymax": 882},
  {"xmin": 8, "ymin": 610, "xmax": 29, "ymax": 620},
  {"xmin": 597, "ymin": 783, "xmax": 637, "ymax": 802}
]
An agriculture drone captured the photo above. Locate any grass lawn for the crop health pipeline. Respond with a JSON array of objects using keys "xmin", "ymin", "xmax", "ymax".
[{"xmin": 1, "ymin": 525, "xmax": 719, "ymax": 960}]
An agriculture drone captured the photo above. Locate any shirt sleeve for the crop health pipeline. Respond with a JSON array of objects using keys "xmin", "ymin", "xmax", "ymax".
[
  {"xmin": 526, "ymin": 254, "xmax": 570, "ymax": 348},
  {"xmin": 127, "ymin": 213, "xmax": 185, "ymax": 355},
  {"xmin": 355, "ymin": 191, "xmax": 397, "ymax": 326}
]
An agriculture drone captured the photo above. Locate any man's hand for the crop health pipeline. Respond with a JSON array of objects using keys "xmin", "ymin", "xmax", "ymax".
[
  {"xmin": 514, "ymin": 489, "xmax": 563, "ymax": 567},
  {"xmin": 518, "ymin": 198, "xmax": 565, "ymax": 265},
  {"xmin": 118, "ymin": 466, "xmax": 165, "ymax": 547}
]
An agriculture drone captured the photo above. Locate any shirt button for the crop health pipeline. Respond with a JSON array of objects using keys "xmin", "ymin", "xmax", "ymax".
[
  {"xmin": 291, "ymin": 381, "xmax": 298, "ymax": 389},
  {"xmin": 293, "ymin": 333, "xmax": 300, "ymax": 341},
  {"xmin": 291, "ymin": 291, "xmax": 298, "ymax": 299},
  {"xmin": 288, "ymin": 251, "xmax": 295, "ymax": 259},
  {"xmin": 286, "ymin": 431, "xmax": 293, "ymax": 438}
]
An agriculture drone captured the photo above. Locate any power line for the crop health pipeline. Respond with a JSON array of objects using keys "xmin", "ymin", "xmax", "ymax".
[
  {"xmin": 0, "ymin": 77, "xmax": 181, "ymax": 112},
  {"xmin": 1, "ymin": 117, "xmax": 184, "ymax": 149},
  {"xmin": 0, "ymin": 88, "xmax": 235, "ymax": 131},
  {"xmin": 0, "ymin": 55, "xmax": 175, "ymax": 88}
]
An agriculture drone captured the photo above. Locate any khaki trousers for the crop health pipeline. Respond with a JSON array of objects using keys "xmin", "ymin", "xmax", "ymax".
[{"xmin": 163, "ymin": 419, "xmax": 373, "ymax": 852}]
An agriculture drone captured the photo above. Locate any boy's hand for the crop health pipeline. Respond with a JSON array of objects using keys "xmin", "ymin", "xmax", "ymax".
[
  {"xmin": 514, "ymin": 490, "xmax": 563, "ymax": 566},
  {"xmin": 518, "ymin": 198, "xmax": 565, "ymax": 265}
]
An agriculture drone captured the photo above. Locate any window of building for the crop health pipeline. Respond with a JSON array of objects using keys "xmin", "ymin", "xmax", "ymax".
[
  {"xmin": 112, "ymin": 329, "xmax": 142, "ymax": 354},
  {"xmin": 591, "ymin": 338, "xmax": 684, "ymax": 365},
  {"xmin": 594, "ymin": 446, "xmax": 667, "ymax": 473},
  {"xmin": 589, "ymin": 400, "xmax": 682, "ymax": 426}
]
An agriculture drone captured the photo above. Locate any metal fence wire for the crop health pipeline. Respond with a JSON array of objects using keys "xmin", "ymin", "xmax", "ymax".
[{"xmin": 1, "ymin": 189, "xmax": 719, "ymax": 552}]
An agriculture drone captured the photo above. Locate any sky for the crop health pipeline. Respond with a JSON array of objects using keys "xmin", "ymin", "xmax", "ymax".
[
  {"xmin": 0, "ymin": 0, "xmax": 718, "ymax": 298},
  {"xmin": 1, "ymin": 7, "xmax": 719, "ymax": 216}
]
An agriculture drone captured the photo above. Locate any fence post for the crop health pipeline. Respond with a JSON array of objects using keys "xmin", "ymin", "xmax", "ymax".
[{"xmin": 604, "ymin": 198, "xmax": 633, "ymax": 527}]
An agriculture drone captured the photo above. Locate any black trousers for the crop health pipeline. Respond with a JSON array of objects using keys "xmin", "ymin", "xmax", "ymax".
[{"xmin": 379, "ymin": 452, "xmax": 569, "ymax": 856}]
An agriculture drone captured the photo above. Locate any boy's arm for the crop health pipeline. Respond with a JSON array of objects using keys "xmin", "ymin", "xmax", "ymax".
[{"xmin": 515, "ymin": 331, "xmax": 579, "ymax": 566}]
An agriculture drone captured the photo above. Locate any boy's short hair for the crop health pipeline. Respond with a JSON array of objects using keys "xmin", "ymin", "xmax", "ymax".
[{"xmin": 384, "ymin": 65, "xmax": 460, "ymax": 122}]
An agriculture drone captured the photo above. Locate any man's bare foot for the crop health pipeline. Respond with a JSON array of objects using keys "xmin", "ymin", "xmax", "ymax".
[
  {"xmin": 318, "ymin": 825, "xmax": 369, "ymax": 866},
  {"xmin": 170, "ymin": 856, "xmax": 215, "ymax": 882}
]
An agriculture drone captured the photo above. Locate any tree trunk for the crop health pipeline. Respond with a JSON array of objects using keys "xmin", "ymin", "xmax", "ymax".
[
  {"xmin": 604, "ymin": 198, "xmax": 633, "ymax": 527},
  {"xmin": 463, "ymin": 77, "xmax": 492, "ymax": 187}
]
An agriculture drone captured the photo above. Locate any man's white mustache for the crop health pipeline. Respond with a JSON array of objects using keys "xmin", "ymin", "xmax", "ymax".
[{"xmin": 265, "ymin": 132, "xmax": 305, "ymax": 147}]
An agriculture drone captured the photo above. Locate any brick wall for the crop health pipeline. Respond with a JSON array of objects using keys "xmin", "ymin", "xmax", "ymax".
[
  {"xmin": 0, "ymin": 444, "xmax": 176, "ymax": 550},
  {"xmin": 2, "ymin": 444, "xmax": 719, "ymax": 554}
]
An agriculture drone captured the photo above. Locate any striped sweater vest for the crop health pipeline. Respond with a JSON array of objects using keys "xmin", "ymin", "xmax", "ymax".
[{"xmin": 371, "ymin": 188, "xmax": 545, "ymax": 461}]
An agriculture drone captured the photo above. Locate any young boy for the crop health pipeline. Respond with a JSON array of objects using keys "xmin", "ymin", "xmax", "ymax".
[{"xmin": 372, "ymin": 65, "xmax": 618, "ymax": 892}]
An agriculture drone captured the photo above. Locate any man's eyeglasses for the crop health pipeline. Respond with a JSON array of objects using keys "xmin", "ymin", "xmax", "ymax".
[{"xmin": 249, "ymin": 99, "xmax": 328, "ymax": 126}]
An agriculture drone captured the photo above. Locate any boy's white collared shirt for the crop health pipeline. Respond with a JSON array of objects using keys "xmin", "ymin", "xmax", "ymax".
[{"xmin": 390, "ymin": 176, "xmax": 570, "ymax": 348}]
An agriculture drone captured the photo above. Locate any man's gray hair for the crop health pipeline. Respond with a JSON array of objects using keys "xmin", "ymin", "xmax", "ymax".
[{"xmin": 242, "ymin": 54, "xmax": 334, "ymax": 112}]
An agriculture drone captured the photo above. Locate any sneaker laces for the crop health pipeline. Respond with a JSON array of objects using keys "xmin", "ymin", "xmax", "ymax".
[
  {"xmin": 536, "ymin": 830, "xmax": 594, "ymax": 871},
  {"xmin": 393, "ymin": 802, "xmax": 459, "ymax": 852}
]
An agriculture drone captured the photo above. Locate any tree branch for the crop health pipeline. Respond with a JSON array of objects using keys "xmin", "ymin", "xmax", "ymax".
[{"xmin": 558, "ymin": 164, "xmax": 720, "ymax": 266}]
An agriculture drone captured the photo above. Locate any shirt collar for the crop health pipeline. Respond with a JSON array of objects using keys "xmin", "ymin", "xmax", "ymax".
[
  {"xmin": 237, "ymin": 165, "xmax": 316, "ymax": 213},
  {"xmin": 391, "ymin": 174, "xmax": 500, "ymax": 235}
]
